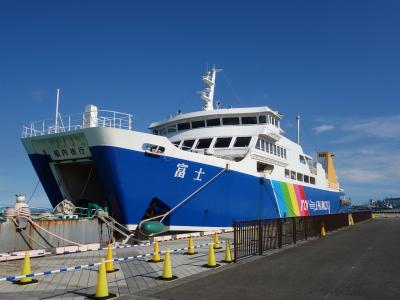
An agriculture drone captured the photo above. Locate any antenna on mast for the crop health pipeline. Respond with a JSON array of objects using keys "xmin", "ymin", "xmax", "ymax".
[
  {"xmin": 296, "ymin": 115, "xmax": 301, "ymax": 145},
  {"xmin": 55, "ymin": 89, "xmax": 60, "ymax": 133},
  {"xmin": 199, "ymin": 65, "xmax": 222, "ymax": 111}
]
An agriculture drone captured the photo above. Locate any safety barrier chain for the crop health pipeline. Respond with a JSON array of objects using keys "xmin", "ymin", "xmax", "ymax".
[
  {"xmin": 0, "ymin": 242, "xmax": 152, "ymax": 258},
  {"xmin": 0, "ymin": 229, "xmax": 233, "ymax": 258},
  {"xmin": 0, "ymin": 241, "xmax": 227, "ymax": 282}
]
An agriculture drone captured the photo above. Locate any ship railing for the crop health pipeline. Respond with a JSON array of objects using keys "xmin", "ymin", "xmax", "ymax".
[{"xmin": 22, "ymin": 110, "xmax": 133, "ymax": 138}]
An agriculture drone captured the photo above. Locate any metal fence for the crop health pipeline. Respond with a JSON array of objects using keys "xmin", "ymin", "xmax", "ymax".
[{"xmin": 233, "ymin": 211, "xmax": 372, "ymax": 262}]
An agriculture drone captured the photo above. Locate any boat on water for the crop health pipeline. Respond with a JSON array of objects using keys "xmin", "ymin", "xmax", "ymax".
[{"xmin": 21, "ymin": 66, "xmax": 347, "ymax": 232}]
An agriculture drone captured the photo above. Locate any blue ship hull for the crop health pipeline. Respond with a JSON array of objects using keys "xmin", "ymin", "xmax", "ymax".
[{"xmin": 28, "ymin": 145, "xmax": 344, "ymax": 229}]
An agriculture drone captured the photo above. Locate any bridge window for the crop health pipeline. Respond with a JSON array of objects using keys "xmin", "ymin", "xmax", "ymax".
[
  {"xmin": 310, "ymin": 177, "xmax": 316, "ymax": 185},
  {"xmin": 214, "ymin": 137, "xmax": 232, "ymax": 148},
  {"xmin": 172, "ymin": 141, "xmax": 181, "ymax": 147},
  {"xmin": 283, "ymin": 149, "xmax": 287, "ymax": 159},
  {"xmin": 290, "ymin": 171, "xmax": 296, "ymax": 180},
  {"xmin": 222, "ymin": 117, "xmax": 240, "ymax": 125},
  {"xmin": 177, "ymin": 122, "xmax": 190, "ymax": 131},
  {"xmin": 299, "ymin": 155, "xmax": 306, "ymax": 164},
  {"xmin": 256, "ymin": 138, "xmax": 261, "ymax": 150},
  {"xmin": 192, "ymin": 120, "xmax": 205, "ymax": 128},
  {"xmin": 285, "ymin": 169, "xmax": 290, "ymax": 178},
  {"xmin": 259, "ymin": 115, "xmax": 267, "ymax": 124},
  {"xmin": 196, "ymin": 138, "xmax": 213, "ymax": 149},
  {"xmin": 241, "ymin": 116, "xmax": 257, "ymax": 125},
  {"xmin": 234, "ymin": 136, "xmax": 251, "ymax": 147},
  {"xmin": 206, "ymin": 118, "xmax": 221, "ymax": 127},
  {"xmin": 152, "ymin": 129, "xmax": 159, "ymax": 135},
  {"xmin": 304, "ymin": 175, "xmax": 310, "ymax": 183},
  {"xmin": 182, "ymin": 139, "xmax": 195, "ymax": 150},
  {"xmin": 159, "ymin": 127, "xmax": 167, "ymax": 135},
  {"xmin": 168, "ymin": 125, "xmax": 177, "ymax": 133},
  {"xmin": 297, "ymin": 173, "xmax": 303, "ymax": 181}
]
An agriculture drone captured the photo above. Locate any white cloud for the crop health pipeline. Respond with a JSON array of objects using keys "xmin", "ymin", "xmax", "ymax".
[
  {"xmin": 31, "ymin": 90, "xmax": 48, "ymax": 103},
  {"xmin": 345, "ymin": 115, "xmax": 400, "ymax": 139},
  {"xmin": 313, "ymin": 124, "xmax": 335, "ymax": 134}
]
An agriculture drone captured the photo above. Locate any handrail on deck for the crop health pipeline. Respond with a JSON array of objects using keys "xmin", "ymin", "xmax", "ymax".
[{"xmin": 22, "ymin": 109, "xmax": 133, "ymax": 138}]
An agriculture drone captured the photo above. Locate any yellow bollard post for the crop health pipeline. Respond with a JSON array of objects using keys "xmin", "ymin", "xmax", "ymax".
[
  {"xmin": 222, "ymin": 240, "xmax": 233, "ymax": 263},
  {"xmin": 203, "ymin": 243, "xmax": 221, "ymax": 268},
  {"xmin": 88, "ymin": 259, "xmax": 117, "ymax": 299},
  {"xmin": 13, "ymin": 251, "xmax": 38, "ymax": 285},
  {"xmin": 148, "ymin": 241, "xmax": 163, "ymax": 263},
  {"xmin": 105, "ymin": 243, "xmax": 119, "ymax": 273},
  {"xmin": 184, "ymin": 235, "xmax": 198, "ymax": 255},
  {"xmin": 158, "ymin": 249, "xmax": 178, "ymax": 281},
  {"xmin": 321, "ymin": 222, "xmax": 326, "ymax": 237},
  {"xmin": 213, "ymin": 233, "xmax": 222, "ymax": 249}
]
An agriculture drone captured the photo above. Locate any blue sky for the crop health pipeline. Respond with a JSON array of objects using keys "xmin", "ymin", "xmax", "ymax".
[{"xmin": 0, "ymin": 0, "xmax": 399, "ymax": 207}]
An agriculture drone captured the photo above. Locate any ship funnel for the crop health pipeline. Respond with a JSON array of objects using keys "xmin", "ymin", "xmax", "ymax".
[{"xmin": 317, "ymin": 152, "xmax": 339, "ymax": 189}]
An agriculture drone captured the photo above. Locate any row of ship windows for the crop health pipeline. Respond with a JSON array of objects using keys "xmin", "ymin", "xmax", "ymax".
[
  {"xmin": 255, "ymin": 138, "xmax": 287, "ymax": 159},
  {"xmin": 173, "ymin": 136, "xmax": 252, "ymax": 150},
  {"xmin": 153, "ymin": 115, "xmax": 280, "ymax": 135},
  {"xmin": 285, "ymin": 169, "xmax": 316, "ymax": 185}
]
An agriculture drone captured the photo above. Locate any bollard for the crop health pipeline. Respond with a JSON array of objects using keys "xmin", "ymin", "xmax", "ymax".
[
  {"xmin": 222, "ymin": 240, "xmax": 233, "ymax": 263},
  {"xmin": 203, "ymin": 243, "xmax": 221, "ymax": 268},
  {"xmin": 13, "ymin": 251, "xmax": 38, "ymax": 285},
  {"xmin": 148, "ymin": 241, "xmax": 163, "ymax": 263},
  {"xmin": 213, "ymin": 233, "xmax": 222, "ymax": 249},
  {"xmin": 87, "ymin": 259, "xmax": 117, "ymax": 299},
  {"xmin": 105, "ymin": 244, "xmax": 119, "ymax": 273},
  {"xmin": 184, "ymin": 235, "xmax": 198, "ymax": 255},
  {"xmin": 158, "ymin": 249, "xmax": 178, "ymax": 281}
]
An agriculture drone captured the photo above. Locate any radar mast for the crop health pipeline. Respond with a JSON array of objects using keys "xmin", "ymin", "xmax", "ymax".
[{"xmin": 199, "ymin": 65, "xmax": 222, "ymax": 111}]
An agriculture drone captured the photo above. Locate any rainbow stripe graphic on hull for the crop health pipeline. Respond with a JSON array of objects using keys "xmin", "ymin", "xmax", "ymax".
[{"xmin": 271, "ymin": 181, "xmax": 309, "ymax": 218}]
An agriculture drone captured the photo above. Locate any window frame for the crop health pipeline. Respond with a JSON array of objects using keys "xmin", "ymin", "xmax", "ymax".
[
  {"xmin": 191, "ymin": 120, "xmax": 206, "ymax": 129},
  {"xmin": 233, "ymin": 136, "xmax": 252, "ymax": 148},
  {"xmin": 196, "ymin": 138, "xmax": 213, "ymax": 149},
  {"xmin": 222, "ymin": 117, "xmax": 240, "ymax": 126},
  {"xmin": 214, "ymin": 137, "xmax": 232, "ymax": 148},
  {"xmin": 177, "ymin": 122, "xmax": 191, "ymax": 131}
]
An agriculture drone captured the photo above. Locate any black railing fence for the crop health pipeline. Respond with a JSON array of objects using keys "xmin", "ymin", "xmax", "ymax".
[{"xmin": 233, "ymin": 211, "xmax": 371, "ymax": 262}]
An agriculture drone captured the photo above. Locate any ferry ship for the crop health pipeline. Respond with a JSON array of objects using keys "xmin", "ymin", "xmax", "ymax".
[{"xmin": 21, "ymin": 67, "xmax": 346, "ymax": 232}]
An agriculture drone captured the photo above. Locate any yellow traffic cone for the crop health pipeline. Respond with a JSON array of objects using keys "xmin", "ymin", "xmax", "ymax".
[
  {"xmin": 348, "ymin": 214, "xmax": 354, "ymax": 226},
  {"xmin": 321, "ymin": 223, "xmax": 326, "ymax": 237},
  {"xmin": 184, "ymin": 235, "xmax": 198, "ymax": 255},
  {"xmin": 213, "ymin": 233, "xmax": 222, "ymax": 249},
  {"xmin": 222, "ymin": 240, "xmax": 233, "ymax": 263},
  {"xmin": 158, "ymin": 249, "xmax": 178, "ymax": 281},
  {"xmin": 88, "ymin": 259, "xmax": 117, "ymax": 299},
  {"xmin": 13, "ymin": 251, "xmax": 38, "ymax": 285},
  {"xmin": 105, "ymin": 243, "xmax": 119, "ymax": 273},
  {"xmin": 148, "ymin": 241, "xmax": 163, "ymax": 262},
  {"xmin": 203, "ymin": 243, "xmax": 221, "ymax": 268}
]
